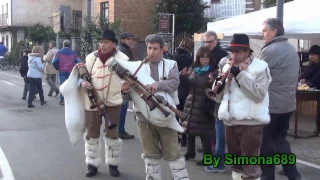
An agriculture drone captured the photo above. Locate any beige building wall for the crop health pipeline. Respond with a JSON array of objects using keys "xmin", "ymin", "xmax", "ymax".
[
  {"xmin": 11, "ymin": 0, "xmax": 83, "ymax": 26},
  {"xmin": 94, "ymin": 0, "xmax": 115, "ymax": 22}
]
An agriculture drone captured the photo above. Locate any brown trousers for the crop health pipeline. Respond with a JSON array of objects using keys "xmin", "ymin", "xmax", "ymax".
[
  {"xmin": 226, "ymin": 125, "xmax": 263, "ymax": 180},
  {"xmin": 85, "ymin": 105, "xmax": 121, "ymax": 139}
]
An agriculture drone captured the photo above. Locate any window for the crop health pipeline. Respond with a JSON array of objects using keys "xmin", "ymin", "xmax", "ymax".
[
  {"xmin": 100, "ymin": 2, "xmax": 109, "ymax": 20},
  {"xmin": 5, "ymin": 35, "xmax": 8, "ymax": 47},
  {"xmin": 211, "ymin": 0, "xmax": 221, "ymax": 3},
  {"xmin": 72, "ymin": 11, "xmax": 82, "ymax": 28}
]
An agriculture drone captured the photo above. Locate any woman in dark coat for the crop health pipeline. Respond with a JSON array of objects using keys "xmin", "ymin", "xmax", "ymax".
[
  {"xmin": 180, "ymin": 46, "xmax": 218, "ymax": 166},
  {"xmin": 299, "ymin": 45, "xmax": 320, "ymax": 89},
  {"xmin": 173, "ymin": 38, "xmax": 194, "ymax": 146}
]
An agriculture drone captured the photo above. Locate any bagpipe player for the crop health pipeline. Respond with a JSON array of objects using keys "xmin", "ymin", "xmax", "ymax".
[
  {"xmin": 121, "ymin": 34, "xmax": 190, "ymax": 180},
  {"xmin": 77, "ymin": 29, "xmax": 129, "ymax": 177}
]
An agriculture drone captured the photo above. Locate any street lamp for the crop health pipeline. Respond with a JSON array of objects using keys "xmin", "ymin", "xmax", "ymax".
[{"xmin": 276, "ymin": 0, "xmax": 284, "ymax": 21}]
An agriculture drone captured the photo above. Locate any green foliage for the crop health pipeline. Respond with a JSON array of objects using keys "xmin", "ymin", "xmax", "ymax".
[
  {"xmin": 80, "ymin": 15, "xmax": 121, "ymax": 61},
  {"xmin": 153, "ymin": 0, "xmax": 210, "ymax": 34},
  {"xmin": 58, "ymin": 28, "xmax": 81, "ymax": 39},
  {"xmin": 7, "ymin": 40, "xmax": 25, "ymax": 62},
  {"xmin": 27, "ymin": 23, "xmax": 55, "ymax": 45},
  {"xmin": 262, "ymin": 0, "xmax": 294, "ymax": 8}
]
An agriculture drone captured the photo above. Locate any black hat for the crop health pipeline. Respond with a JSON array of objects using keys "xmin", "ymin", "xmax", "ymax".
[
  {"xmin": 227, "ymin": 33, "xmax": 253, "ymax": 52},
  {"xmin": 119, "ymin": 32, "xmax": 134, "ymax": 39},
  {"xmin": 99, "ymin": 29, "xmax": 118, "ymax": 43},
  {"xmin": 309, "ymin": 45, "xmax": 320, "ymax": 55}
]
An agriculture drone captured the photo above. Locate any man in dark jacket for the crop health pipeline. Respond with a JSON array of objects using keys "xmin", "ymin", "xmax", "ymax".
[
  {"xmin": 201, "ymin": 31, "xmax": 229, "ymax": 154},
  {"xmin": 116, "ymin": 32, "xmax": 135, "ymax": 139},
  {"xmin": 204, "ymin": 31, "xmax": 229, "ymax": 68},
  {"xmin": 117, "ymin": 32, "xmax": 134, "ymax": 61}
]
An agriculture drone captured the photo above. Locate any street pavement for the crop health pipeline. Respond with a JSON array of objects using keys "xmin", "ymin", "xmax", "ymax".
[{"xmin": 0, "ymin": 69, "xmax": 320, "ymax": 180}]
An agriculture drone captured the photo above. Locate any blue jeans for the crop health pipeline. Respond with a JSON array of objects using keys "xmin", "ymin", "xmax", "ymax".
[
  {"xmin": 59, "ymin": 72, "xmax": 71, "ymax": 103},
  {"xmin": 214, "ymin": 119, "xmax": 225, "ymax": 169},
  {"xmin": 118, "ymin": 102, "xmax": 129, "ymax": 133}
]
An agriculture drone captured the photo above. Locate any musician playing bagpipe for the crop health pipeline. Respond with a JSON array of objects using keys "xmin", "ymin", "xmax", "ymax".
[
  {"xmin": 77, "ymin": 30, "xmax": 129, "ymax": 177},
  {"xmin": 207, "ymin": 34, "xmax": 272, "ymax": 180},
  {"xmin": 121, "ymin": 34, "xmax": 190, "ymax": 180}
]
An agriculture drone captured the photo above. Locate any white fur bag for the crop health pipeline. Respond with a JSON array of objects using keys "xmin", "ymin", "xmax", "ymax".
[{"xmin": 59, "ymin": 67, "xmax": 86, "ymax": 146}]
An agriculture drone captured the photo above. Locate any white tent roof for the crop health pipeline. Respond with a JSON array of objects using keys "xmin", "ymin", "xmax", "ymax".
[{"xmin": 207, "ymin": 0, "xmax": 320, "ymax": 40}]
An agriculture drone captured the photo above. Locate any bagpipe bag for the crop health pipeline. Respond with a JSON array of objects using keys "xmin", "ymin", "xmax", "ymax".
[{"xmin": 59, "ymin": 66, "xmax": 86, "ymax": 146}]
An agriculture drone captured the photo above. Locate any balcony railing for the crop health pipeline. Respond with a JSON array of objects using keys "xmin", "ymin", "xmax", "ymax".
[
  {"xmin": 0, "ymin": 13, "xmax": 84, "ymax": 28},
  {"xmin": 11, "ymin": 14, "xmax": 51, "ymax": 26},
  {"xmin": 0, "ymin": 13, "xmax": 8, "ymax": 27}
]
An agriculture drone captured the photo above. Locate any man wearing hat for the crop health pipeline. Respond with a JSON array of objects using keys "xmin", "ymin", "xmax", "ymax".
[
  {"xmin": 78, "ymin": 29, "xmax": 129, "ymax": 177},
  {"xmin": 116, "ymin": 32, "xmax": 135, "ymax": 139},
  {"xmin": 216, "ymin": 33, "xmax": 272, "ymax": 180},
  {"xmin": 43, "ymin": 41, "xmax": 59, "ymax": 97}
]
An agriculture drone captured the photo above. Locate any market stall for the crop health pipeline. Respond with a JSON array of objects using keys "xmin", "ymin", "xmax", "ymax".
[{"xmin": 206, "ymin": 0, "xmax": 320, "ymax": 40}]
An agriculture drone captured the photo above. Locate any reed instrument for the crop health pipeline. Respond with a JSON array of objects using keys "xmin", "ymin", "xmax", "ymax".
[
  {"xmin": 205, "ymin": 65, "xmax": 233, "ymax": 99},
  {"xmin": 76, "ymin": 63, "xmax": 116, "ymax": 129},
  {"xmin": 109, "ymin": 59, "xmax": 189, "ymax": 121}
]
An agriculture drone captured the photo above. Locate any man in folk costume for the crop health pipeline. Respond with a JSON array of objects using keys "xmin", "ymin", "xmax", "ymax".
[
  {"xmin": 215, "ymin": 34, "xmax": 272, "ymax": 180},
  {"xmin": 121, "ymin": 34, "xmax": 189, "ymax": 180},
  {"xmin": 78, "ymin": 29, "xmax": 129, "ymax": 177}
]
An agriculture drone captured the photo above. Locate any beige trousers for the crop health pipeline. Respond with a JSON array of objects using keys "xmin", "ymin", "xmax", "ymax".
[{"xmin": 138, "ymin": 121, "xmax": 181, "ymax": 161}]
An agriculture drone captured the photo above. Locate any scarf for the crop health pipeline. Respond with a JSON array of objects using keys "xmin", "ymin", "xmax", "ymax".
[
  {"xmin": 226, "ymin": 55, "xmax": 253, "ymax": 86},
  {"xmin": 194, "ymin": 65, "xmax": 211, "ymax": 75},
  {"xmin": 227, "ymin": 55, "xmax": 252, "ymax": 71},
  {"xmin": 98, "ymin": 48, "xmax": 116, "ymax": 64}
]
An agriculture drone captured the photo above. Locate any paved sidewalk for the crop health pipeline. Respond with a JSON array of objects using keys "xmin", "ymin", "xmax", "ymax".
[{"xmin": 288, "ymin": 114, "xmax": 320, "ymax": 165}]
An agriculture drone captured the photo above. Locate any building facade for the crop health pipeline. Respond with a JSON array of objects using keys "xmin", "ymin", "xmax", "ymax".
[
  {"xmin": 204, "ymin": 0, "xmax": 262, "ymax": 20},
  {"xmin": 0, "ymin": 0, "xmax": 93, "ymax": 50},
  {"xmin": 94, "ymin": 0, "xmax": 158, "ymax": 41}
]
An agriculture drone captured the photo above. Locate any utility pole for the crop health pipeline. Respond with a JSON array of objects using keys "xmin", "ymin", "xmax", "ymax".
[{"xmin": 276, "ymin": 0, "xmax": 284, "ymax": 21}]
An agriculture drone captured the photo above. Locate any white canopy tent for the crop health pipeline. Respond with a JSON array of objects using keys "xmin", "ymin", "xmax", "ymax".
[{"xmin": 207, "ymin": 0, "xmax": 320, "ymax": 40}]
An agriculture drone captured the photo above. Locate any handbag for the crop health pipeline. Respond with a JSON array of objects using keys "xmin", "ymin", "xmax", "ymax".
[
  {"xmin": 53, "ymin": 51, "xmax": 60, "ymax": 70},
  {"xmin": 23, "ymin": 76, "xmax": 29, "ymax": 83},
  {"xmin": 204, "ymin": 97, "xmax": 215, "ymax": 118}
]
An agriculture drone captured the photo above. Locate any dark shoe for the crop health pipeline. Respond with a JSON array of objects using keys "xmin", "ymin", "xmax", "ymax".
[
  {"xmin": 28, "ymin": 104, "xmax": 35, "ymax": 108},
  {"xmin": 184, "ymin": 152, "xmax": 196, "ymax": 160},
  {"xmin": 181, "ymin": 134, "xmax": 187, "ymax": 147},
  {"xmin": 22, "ymin": 97, "xmax": 26, "ymax": 100},
  {"xmin": 278, "ymin": 170, "xmax": 285, "ymax": 176},
  {"xmin": 118, "ymin": 131, "xmax": 135, "ymax": 139},
  {"xmin": 59, "ymin": 101, "xmax": 65, "ymax": 105},
  {"xmin": 85, "ymin": 164, "xmax": 98, "ymax": 177},
  {"xmin": 196, "ymin": 159, "xmax": 206, "ymax": 166},
  {"xmin": 48, "ymin": 94, "xmax": 52, "ymax": 97},
  {"xmin": 41, "ymin": 101, "xmax": 47, "ymax": 105},
  {"xmin": 109, "ymin": 165, "xmax": 120, "ymax": 177},
  {"xmin": 181, "ymin": 140, "xmax": 187, "ymax": 147},
  {"xmin": 197, "ymin": 148, "xmax": 204, "ymax": 153},
  {"xmin": 55, "ymin": 90, "xmax": 59, "ymax": 97}
]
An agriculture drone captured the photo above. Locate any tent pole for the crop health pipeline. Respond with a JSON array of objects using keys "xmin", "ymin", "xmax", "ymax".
[{"xmin": 276, "ymin": 0, "xmax": 284, "ymax": 21}]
